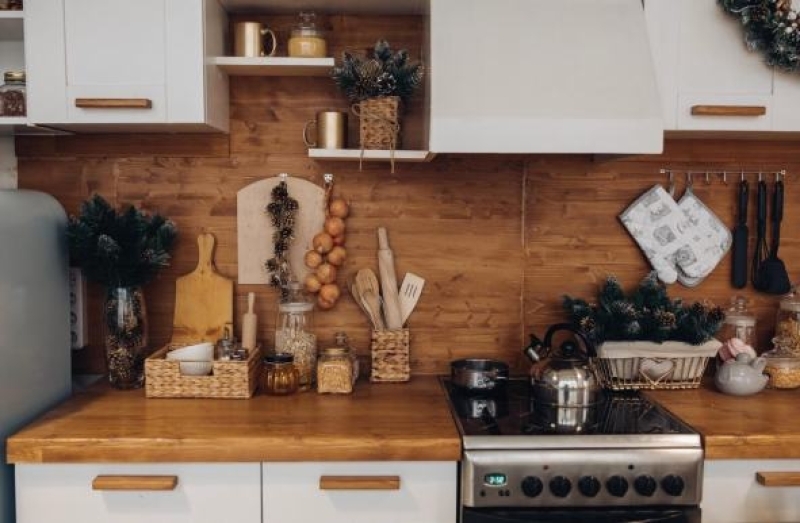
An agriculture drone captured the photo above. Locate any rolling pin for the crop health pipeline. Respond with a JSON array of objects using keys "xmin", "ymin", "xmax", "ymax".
[
  {"xmin": 242, "ymin": 292, "xmax": 257, "ymax": 349},
  {"xmin": 377, "ymin": 227, "xmax": 404, "ymax": 329}
]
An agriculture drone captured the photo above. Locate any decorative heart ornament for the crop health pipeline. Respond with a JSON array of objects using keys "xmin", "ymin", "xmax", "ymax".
[{"xmin": 639, "ymin": 358, "xmax": 675, "ymax": 383}]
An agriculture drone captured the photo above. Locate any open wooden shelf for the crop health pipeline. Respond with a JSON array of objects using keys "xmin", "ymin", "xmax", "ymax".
[
  {"xmin": 0, "ymin": 11, "xmax": 24, "ymax": 41},
  {"xmin": 212, "ymin": 56, "xmax": 335, "ymax": 76},
  {"xmin": 308, "ymin": 148, "xmax": 435, "ymax": 162}
]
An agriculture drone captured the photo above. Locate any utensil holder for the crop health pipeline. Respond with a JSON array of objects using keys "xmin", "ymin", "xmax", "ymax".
[{"xmin": 370, "ymin": 328, "xmax": 410, "ymax": 382}]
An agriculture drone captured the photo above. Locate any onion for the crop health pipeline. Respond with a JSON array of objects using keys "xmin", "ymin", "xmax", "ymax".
[
  {"xmin": 304, "ymin": 250, "xmax": 323, "ymax": 269},
  {"xmin": 312, "ymin": 232, "xmax": 334, "ymax": 254},
  {"xmin": 326, "ymin": 246, "xmax": 347, "ymax": 266},
  {"xmin": 303, "ymin": 274, "xmax": 322, "ymax": 294},
  {"xmin": 319, "ymin": 283, "xmax": 341, "ymax": 304},
  {"xmin": 317, "ymin": 295, "xmax": 335, "ymax": 310},
  {"xmin": 315, "ymin": 263, "xmax": 337, "ymax": 284},
  {"xmin": 324, "ymin": 216, "xmax": 346, "ymax": 237},
  {"xmin": 328, "ymin": 198, "xmax": 350, "ymax": 219},
  {"xmin": 332, "ymin": 234, "xmax": 346, "ymax": 246}
]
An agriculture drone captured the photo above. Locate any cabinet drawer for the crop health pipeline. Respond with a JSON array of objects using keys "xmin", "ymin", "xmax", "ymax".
[
  {"xmin": 16, "ymin": 463, "xmax": 261, "ymax": 523},
  {"xmin": 677, "ymin": 94, "xmax": 773, "ymax": 131},
  {"xmin": 262, "ymin": 461, "xmax": 457, "ymax": 523},
  {"xmin": 702, "ymin": 460, "xmax": 800, "ymax": 523}
]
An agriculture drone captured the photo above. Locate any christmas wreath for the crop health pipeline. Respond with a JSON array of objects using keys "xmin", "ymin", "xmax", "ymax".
[{"xmin": 719, "ymin": 0, "xmax": 800, "ymax": 72}]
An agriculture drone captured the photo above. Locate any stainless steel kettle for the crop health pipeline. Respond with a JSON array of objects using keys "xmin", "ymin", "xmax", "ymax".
[{"xmin": 523, "ymin": 323, "xmax": 599, "ymax": 408}]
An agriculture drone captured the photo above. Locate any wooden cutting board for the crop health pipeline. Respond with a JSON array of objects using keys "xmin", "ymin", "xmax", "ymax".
[
  {"xmin": 171, "ymin": 233, "xmax": 233, "ymax": 344},
  {"xmin": 237, "ymin": 175, "xmax": 325, "ymax": 284}
]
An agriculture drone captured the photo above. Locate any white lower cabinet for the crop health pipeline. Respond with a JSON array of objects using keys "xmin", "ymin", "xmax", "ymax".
[
  {"xmin": 15, "ymin": 463, "xmax": 261, "ymax": 523},
  {"xmin": 702, "ymin": 460, "xmax": 800, "ymax": 523},
  {"xmin": 262, "ymin": 461, "xmax": 458, "ymax": 523}
]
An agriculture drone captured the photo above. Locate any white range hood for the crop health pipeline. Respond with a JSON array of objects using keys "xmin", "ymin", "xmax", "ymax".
[{"xmin": 429, "ymin": 0, "xmax": 664, "ymax": 154}]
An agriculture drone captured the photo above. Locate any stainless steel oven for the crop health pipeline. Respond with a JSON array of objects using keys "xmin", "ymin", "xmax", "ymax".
[{"xmin": 442, "ymin": 378, "xmax": 703, "ymax": 523}]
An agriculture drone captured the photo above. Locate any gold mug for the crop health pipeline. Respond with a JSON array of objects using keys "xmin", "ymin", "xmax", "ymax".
[
  {"xmin": 303, "ymin": 111, "xmax": 347, "ymax": 149},
  {"xmin": 233, "ymin": 21, "xmax": 277, "ymax": 57}
]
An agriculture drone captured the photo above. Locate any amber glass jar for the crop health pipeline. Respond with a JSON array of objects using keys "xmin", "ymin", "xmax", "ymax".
[
  {"xmin": 288, "ymin": 12, "xmax": 327, "ymax": 58},
  {"xmin": 261, "ymin": 353, "xmax": 300, "ymax": 395},
  {"xmin": 0, "ymin": 71, "xmax": 26, "ymax": 117}
]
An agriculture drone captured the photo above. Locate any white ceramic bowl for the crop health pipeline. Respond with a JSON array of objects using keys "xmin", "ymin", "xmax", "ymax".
[
  {"xmin": 167, "ymin": 342, "xmax": 214, "ymax": 361},
  {"xmin": 178, "ymin": 361, "xmax": 213, "ymax": 376}
]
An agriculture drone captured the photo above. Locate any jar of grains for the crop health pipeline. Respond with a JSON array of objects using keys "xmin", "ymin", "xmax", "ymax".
[
  {"xmin": 275, "ymin": 281, "xmax": 317, "ymax": 390},
  {"xmin": 287, "ymin": 12, "xmax": 327, "ymax": 58},
  {"xmin": 776, "ymin": 286, "xmax": 800, "ymax": 356},
  {"xmin": 0, "ymin": 71, "xmax": 26, "ymax": 117},
  {"xmin": 261, "ymin": 353, "xmax": 300, "ymax": 395},
  {"xmin": 317, "ymin": 335, "xmax": 354, "ymax": 394}
]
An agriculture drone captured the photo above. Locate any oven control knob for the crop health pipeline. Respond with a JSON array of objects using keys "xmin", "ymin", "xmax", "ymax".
[
  {"xmin": 606, "ymin": 475, "xmax": 629, "ymax": 497},
  {"xmin": 577, "ymin": 476, "xmax": 601, "ymax": 497},
  {"xmin": 661, "ymin": 474, "xmax": 685, "ymax": 497},
  {"xmin": 634, "ymin": 475, "xmax": 657, "ymax": 497},
  {"xmin": 521, "ymin": 476, "xmax": 544, "ymax": 498},
  {"xmin": 549, "ymin": 476, "xmax": 572, "ymax": 498}
]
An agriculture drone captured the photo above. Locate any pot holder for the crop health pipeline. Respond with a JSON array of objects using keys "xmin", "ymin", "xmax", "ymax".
[
  {"xmin": 619, "ymin": 185, "xmax": 689, "ymax": 284},
  {"xmin": 673, "ymin": 187, "xmax": 732, "ymax": 286}
]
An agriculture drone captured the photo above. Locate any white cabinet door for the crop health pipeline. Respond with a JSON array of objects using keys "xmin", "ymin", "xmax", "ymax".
[
  {"xmin": 15, "ymin": 463, "xmax": 261, "ymax": 523},
  {"xmin": 263, "ymin": 461, "xmax": 457, "ymax": 523},
  {"xmin": 24, "ymin": 0, "xmax": 228, "ymax": 131},
  {"xmin": 674, "ymin": 0, "xmax": 773, "ymax": 130},
  {"xmin": 771, "ymin": 70, "xmax": 800, "ymax": 131},
  {"xmin": 702, "ymin": 460, "xmax": 800, "ymax": 523}
]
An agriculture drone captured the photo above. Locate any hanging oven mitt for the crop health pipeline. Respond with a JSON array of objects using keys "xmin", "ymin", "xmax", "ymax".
[
  {"xmin": 619, "ymin": 185, "xmax": 688, "ymax": 284},
  {"xmin": 673, "ymin": 187, "xmax": 732, "ymax": 287}
]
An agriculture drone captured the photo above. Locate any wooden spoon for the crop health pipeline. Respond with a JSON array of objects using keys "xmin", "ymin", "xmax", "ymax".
[{"xmin": 356, "ymin": 269, "xmax": 384, "ymax": 330}]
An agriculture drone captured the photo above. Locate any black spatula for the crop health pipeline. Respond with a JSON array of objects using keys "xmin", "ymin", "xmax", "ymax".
[
  {"xmin": 731, "ymin": 179, "xmax": 749, "ymax": 288},
  {"xmin": 756, "ymin": 179, "xmax": 791, "ymax": 295},
  {"xmin": 751, "ymin": 179, "xmax": 769, "ymax": 290}
]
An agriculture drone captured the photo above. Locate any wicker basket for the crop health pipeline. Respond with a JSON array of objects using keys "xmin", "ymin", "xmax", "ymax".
[
  {"xmin": 370, "ymin": 328, "xmax": 410, "ymax": 382},
  {"xmin": 356, "ymin": 96, "xmax": 401, "ymax": 150},
  {"xmin": 145, "ymin": 344, "xmax": 262, "ymax": 399},
  {"xmin": 591, "ymin": 339, "xmax": 720, "ymax": 390}
]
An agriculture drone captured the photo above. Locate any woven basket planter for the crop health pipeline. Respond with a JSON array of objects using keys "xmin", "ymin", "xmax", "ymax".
[{"xmin": 356, "ymin": 96, "xmax": 402, "ymax": 150}]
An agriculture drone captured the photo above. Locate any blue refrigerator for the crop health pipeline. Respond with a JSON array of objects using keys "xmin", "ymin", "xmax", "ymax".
[{"xmin": 0, "ymin": 190, "xmax": 72, "ymax": 523}]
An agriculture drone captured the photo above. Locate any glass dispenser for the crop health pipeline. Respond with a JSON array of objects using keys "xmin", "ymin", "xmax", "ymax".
[{"xmin": 275, "ymin": 281, "xmax": 316, "ymax": 390}]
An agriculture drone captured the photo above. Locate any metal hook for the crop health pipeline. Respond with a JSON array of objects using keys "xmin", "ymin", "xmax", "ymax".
[
  {"xmin": 741, "ymin": 170, "xmax": 745, "ymax": 183},
  {"xmin": 780, "ymin": 169, "xmax": 787, "ymax": 184},
  {"xmin": 758, "ymin": 171, "xmax": 763, "ymax": 182},
  {"xmin": 686, "ymin": 171, "xmax": 693, "ymax": 188},
  {"xmin": 705, "ymin": 171, "xmax": 711, "ymax": 185},
  {"xmin": 722, "ymin": 171, "xmax": 728, "ymax": 185}
]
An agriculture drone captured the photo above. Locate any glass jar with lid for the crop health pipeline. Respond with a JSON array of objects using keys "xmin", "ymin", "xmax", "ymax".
[
  {"xmin": 288, "ymin": 12, "xmax": 327, "ymax": 58},
  {"xmin": 719, "ymin": 296, "xmax": 757, "ymax": 348},
  {"xmin": 775, "ymin": 286, "xmax": 800, "ymax": 356},
  {"xmin": 275, "ymin": 281, "xmax": 316, "ymax": 390},
  {"xmin": 317, "ymin": 347, "xmax": 353, "ymax": 394},
  {"xmin": 0, "ymin": 71, "xmax": 26, "ymax": 117},
  {"xmin": 261, "ymin": 353, "xmax": 300, "ymax": 395}
]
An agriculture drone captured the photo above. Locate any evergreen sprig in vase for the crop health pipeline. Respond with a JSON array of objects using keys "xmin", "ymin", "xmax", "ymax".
[{"xmin": 68, "ymin": 194, "xmax": 177, "ymax": 389}]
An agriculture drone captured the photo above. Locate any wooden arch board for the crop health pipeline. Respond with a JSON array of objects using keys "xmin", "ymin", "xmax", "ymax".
[{"xmin": 237, "ymin": 175, "xmax": 326, "ymax": 284}]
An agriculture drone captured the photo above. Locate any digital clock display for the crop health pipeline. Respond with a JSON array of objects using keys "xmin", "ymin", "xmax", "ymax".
[{"xmin": 483, "ymin": 473, "xmax": 507, "ymax": 487}]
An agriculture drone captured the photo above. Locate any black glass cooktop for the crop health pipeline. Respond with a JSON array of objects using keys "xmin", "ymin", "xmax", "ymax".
[{"xmin": 443, "ymin": 378, "xmax": 696, "ymax": 438}]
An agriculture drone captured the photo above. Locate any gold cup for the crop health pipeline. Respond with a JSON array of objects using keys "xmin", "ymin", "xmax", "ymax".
[
  {"xmin": 233, "ymin": 21, "xmax": 277, "ymax": 57},
  {"xmin": 303, "ymin": 111, "xmax": 347, "ymax": 149}
]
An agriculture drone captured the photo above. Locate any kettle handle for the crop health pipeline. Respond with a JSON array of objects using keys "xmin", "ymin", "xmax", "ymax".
[{"xmin": 543, "ymin": 323, "xmax": 597, "ymax": 358}]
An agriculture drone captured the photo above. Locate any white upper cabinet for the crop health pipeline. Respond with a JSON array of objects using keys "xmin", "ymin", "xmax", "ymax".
[
  {"xmin": 24, "ymin": 0, "xmax": 228, "ymax": 132},
  {"xmin": 646, "ymin": 0, "xmax": 780, "ymax": 131}
]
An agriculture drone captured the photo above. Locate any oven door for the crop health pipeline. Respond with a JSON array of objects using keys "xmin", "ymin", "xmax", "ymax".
[{"xmin": 462, "ymin": 506, "xmax": 701, "ymax": 523}]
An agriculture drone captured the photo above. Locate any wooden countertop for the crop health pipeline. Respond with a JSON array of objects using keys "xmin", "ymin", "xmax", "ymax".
[
  {"xmin": 6, "ymin": 377, "xmax": 461, "ymax": 464},
  {"xmin": 645, "ymin": 382, "xmax": 800, "ymax": 460}
]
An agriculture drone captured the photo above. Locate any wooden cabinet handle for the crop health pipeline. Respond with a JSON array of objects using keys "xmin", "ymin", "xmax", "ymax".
[
  {"xmin": 92, "ymin": 475, "xmax": 178, "ymax": 491},
  {"xmin": 75, "ymin": 98, "xmax": 153, "ymax": 109},
  {"xmin": 319, "ymin": 475, "xmax": 401, "ymax": 490},
  {"xmin": 756, "ymin": 472, "xmax": 800, "ymax": 487},
  {"xmin": 690, "ymin": 105, "xmax": 766, "ymax": 117}
]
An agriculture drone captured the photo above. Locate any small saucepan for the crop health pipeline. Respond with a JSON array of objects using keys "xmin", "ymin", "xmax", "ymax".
[{"xmin": 450, "ymin": 358, "xmax": 509, "ymax": 392}]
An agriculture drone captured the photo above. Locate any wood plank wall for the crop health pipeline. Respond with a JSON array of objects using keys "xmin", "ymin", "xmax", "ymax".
[{"xmin": 15, "ymin": 15, "xmax": 800, "ymax": 375}]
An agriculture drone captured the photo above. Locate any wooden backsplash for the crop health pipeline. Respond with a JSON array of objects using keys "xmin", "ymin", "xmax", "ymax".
[{"xmin": 15, "ymin": 16, "xmax": 800, "ymax": 375}]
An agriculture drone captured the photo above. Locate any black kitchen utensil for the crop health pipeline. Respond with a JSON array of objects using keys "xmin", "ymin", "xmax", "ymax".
[
  {"xmin": 751, "ymin": 178, "xmax": 769, "ymax": 289},
  {"xmin": 731, "ymin": 179, "xmax": 749, "ymax": 288},
  {"xmin": 755, "ymin": 179, "xmax": 791, "ymax": 294}
]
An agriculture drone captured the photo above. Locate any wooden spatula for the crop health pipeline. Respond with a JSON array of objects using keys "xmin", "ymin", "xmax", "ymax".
[
  {"xmin": 399, "ymin": 272, "xmax": 425, "ymax": 325},
  {"xmin": 171, "ymin": 233, "xmax": 233, "ymax": 344}
]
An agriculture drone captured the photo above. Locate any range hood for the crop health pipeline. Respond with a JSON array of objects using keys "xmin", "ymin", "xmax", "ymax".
[{"xmin": 429, "ymin": 0, "xmax": 664, "ymax": 154}]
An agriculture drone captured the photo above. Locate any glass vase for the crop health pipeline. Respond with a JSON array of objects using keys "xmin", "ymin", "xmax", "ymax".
[{"xmin": 103, "ymin": 286, "xmax": 148, "ymax": 389}]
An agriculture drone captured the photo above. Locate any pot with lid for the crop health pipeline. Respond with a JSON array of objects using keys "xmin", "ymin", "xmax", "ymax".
[
  {"xmin": 522, "ymin": 323, "xmax": 599, "ymax": 408},
  {"xmin": 450, "ymin": 358, "xmax": 509, "ymax": 392}
]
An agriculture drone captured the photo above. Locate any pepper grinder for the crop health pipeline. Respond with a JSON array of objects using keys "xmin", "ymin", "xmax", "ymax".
[{"xmin": 242, "ymin": 292, "xmax": 257, "ymax": 350}]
